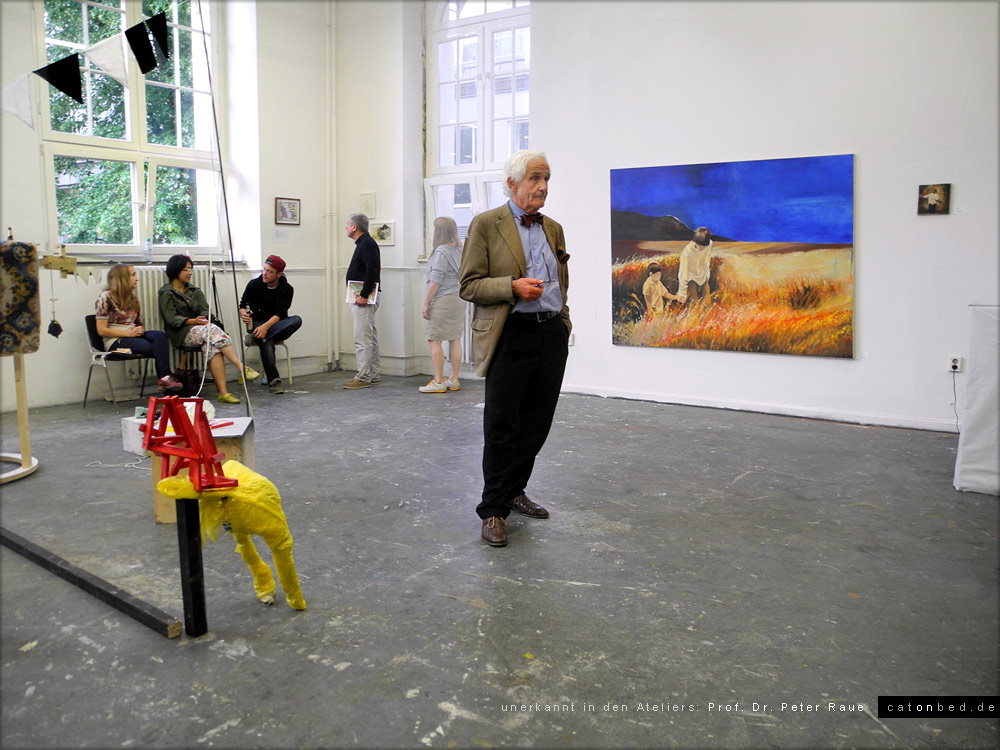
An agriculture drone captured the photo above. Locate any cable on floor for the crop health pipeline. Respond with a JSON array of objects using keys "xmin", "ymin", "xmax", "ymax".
[{"xmin": 86, "ymin": 456, "xmax": 151, "ymax": 472}]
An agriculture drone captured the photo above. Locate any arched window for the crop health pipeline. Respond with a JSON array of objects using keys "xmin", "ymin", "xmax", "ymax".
[{"xmin": 424, "ymin": 0, "xmax": 531, "ymax": 242}]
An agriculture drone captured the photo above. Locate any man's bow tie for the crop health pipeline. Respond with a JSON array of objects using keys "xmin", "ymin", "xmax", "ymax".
[{"xmin": 520, "ymin": 212, "xmax": 544, "ymax": 227}]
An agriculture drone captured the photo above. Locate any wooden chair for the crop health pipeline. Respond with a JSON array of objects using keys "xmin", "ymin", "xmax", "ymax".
[
  {"xmin": 83, "ymin": 315, "xmax": 151, "ymax": 408},
  {"xmin": 176, "ymin": 345, "xmax": 202, "ymax": 370}
]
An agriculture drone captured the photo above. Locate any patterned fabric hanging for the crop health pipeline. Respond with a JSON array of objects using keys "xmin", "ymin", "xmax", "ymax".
[{"xmin": 1, "ymin": 240, "xmax": 41, "ymax": 356}]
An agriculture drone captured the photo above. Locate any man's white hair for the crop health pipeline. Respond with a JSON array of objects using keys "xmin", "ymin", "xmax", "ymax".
[{"xmin": 502, "ymin": 149, "xmax": 548, "ymax": 198}]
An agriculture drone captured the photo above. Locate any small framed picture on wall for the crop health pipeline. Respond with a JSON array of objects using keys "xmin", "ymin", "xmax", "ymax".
[
  {"xmin": 918, "ymin": 184, "xmax": 950, "ymax": 215},
  {"xmin": 275, "ymin": 197, "xmax": 301, "ymax": 225},
  {"xmin": 369, "ymin": 220, "xmax": 394, "ymax": 245}
]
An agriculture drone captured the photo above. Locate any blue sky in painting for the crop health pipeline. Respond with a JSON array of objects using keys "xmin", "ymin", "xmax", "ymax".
[{"xmin": 610, "ymin": 154, "xmax": 854, "ymax": 243}]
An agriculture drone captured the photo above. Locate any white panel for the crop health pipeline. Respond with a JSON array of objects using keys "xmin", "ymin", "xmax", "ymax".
[{"xmin": 954, "ymin": 306, "xmax": 1000, "ymax": 494}]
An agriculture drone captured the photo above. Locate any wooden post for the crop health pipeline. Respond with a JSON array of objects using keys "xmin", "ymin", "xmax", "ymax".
[
  {"xmin": 14, "ymin": 354, "xmax": 31, "ymax": 469},
  {"xmin": 175, "ymin": 497, "xmax": 207, "ymax": 637},
  {"xmin": 1, "ymin": 354, "xmax": 39, "ymax": 484}
]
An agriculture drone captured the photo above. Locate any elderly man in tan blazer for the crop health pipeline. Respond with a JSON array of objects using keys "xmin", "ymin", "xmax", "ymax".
[{"xmin": 459, "ymin": 149, "xmax": 572, "ymax": 547}]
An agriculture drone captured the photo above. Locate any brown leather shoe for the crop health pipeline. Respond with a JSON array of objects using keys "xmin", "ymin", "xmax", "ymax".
[
  {"xmin": 507, "ymin": 494, "xmax": 549, "ymax": 518},
  {"xmin": 481, "ymin": 516, "xmax": 508, "ymax": 547}
]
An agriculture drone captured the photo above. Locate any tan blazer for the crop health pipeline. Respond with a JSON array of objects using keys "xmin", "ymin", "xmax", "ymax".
[{"xmin": 459, "ymin": 202, "xmax": 571, "ymax": 376}]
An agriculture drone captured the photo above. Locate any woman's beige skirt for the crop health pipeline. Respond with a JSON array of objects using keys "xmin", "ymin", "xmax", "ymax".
[{"xmin": 425, "ymin": 293, "xmax": 465, "ymax": 341}]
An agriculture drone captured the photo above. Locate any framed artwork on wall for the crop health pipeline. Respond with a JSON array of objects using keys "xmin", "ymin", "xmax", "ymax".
[
  {"xmin": 275, "ymin": 197, "xmax": 300, "ymax": 225},
  {"xmin": 610, "ymin": 154, "xmax": 855, "ymax": 358},
  {"xmin": 918, "ymin": 184, "xmax": 950, "ymax": 215},
  {"xmin": 360, "ymin": 192, "xmax": 376, "ymax": 217},
  {"xmin": 369, "ymin": 220, "xmax": 394, "ymax": 245}
]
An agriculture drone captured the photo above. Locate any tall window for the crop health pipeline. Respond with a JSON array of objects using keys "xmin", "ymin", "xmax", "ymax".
[
  {"xmin": 425, "ymin": 0, "xmax": 530, "ymax": 241},
  {"xmin": 41, "ymin": 0, "xmax": 219, "ymax": 255}
]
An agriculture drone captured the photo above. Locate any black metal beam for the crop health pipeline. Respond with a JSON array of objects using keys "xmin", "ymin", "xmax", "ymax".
[{"xmin": 0, "ymin": 526, "xmax": 182, "ymax": 639}]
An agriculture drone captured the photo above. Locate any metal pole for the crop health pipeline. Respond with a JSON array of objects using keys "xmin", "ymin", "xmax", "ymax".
[{"xmin": 175, "ymin": 497, "xmax": 208, "ymax": 637}]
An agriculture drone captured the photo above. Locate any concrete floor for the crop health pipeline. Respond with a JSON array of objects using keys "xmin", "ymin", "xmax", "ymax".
[{"xmin": 1, "ymin": 372, "xmax": 997, "ymax": 749}]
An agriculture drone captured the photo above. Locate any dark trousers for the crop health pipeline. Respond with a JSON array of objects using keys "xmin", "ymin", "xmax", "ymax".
[
  {"xmin": 685, "ymin": 280, "xmax": 710, "ymax": 301},
  {"xmin": 251, "ymin": 315, "xmax": 302, "ymax": 382},
  {"xmin": 111, "ymin": 330, "xmax": 172, "ymax": 378},
  {"xmin": 477, "ymin": 315, "xmax": 569, "ymax": 519}
]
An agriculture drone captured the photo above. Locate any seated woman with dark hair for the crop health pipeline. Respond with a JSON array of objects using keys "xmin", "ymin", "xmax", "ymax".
[
  {"xmin": 96, "ymin": 264, "xmax": 182, "ymax": 392},
  {"xmin": 157, "ymin": 254, "xmax": 259, "ymax": 404}
]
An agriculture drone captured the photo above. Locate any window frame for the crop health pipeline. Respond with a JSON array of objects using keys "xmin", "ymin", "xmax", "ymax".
[
  {"xmin": 144, "ymin": 155, "xmax": 222, "ymax": 249},
  {"xmin": 423, "ymin": 173, "xmax": 508, "ymax": 255},
  {"xmin": 37, "ymin": 0, "xmax": 221, "ymax": 259},
  {"xmin": 425, "ymin": 1, "xmax": 531, "ymax": 177},
  {"xmin": 424, "ymin": 0, "xmax": 530, "ymax": 258}
]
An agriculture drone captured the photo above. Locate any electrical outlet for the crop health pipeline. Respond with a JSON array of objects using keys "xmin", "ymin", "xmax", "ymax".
[{"xmin": 949, "ymin": 356, "xmax": 964, "ymax": 372}]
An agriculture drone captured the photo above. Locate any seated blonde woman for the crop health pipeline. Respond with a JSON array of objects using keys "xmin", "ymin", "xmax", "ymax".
[
  {"xmin": 95, "ymin": 263, "xmax": 182, "ymax": 392},
  {"xmin": 157, "ymin": 254, "xmax": 259, "ymax": 404}
]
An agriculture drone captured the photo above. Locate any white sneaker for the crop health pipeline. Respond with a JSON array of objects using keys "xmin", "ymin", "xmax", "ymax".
[
  {"xmin": 445, "ymin": 378, "xmax": 461, "ymax": 391},
  {"xmin": 419, "ymin": 380, "xmax": 447, "ymax": 393}
]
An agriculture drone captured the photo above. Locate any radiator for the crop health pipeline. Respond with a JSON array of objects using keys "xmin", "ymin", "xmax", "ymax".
[{"xmin": 127, "ymin": 264, "xmax": 212, "ymax": 378}]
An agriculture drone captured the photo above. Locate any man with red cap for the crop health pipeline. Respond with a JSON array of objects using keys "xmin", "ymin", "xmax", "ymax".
[{"xmin": 238, "ymin": 254, "xmax": 301, "ymax": 394}]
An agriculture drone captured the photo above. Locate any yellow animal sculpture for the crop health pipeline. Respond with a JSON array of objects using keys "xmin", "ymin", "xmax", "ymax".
[{"xmin": 157, "ymin": 460, "xmax": 306, "ymax": 610}]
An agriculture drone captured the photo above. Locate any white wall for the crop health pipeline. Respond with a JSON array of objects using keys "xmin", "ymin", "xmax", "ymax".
[
  {"xmin": 531, "ymin": 0, "xmax": 998, "ymax": 431},
  {"xmin": 1, "ymin": 0, "xmax": 69, "ymax": 410},
  {"xmin": 334, "ymin": 0, "xmax": 427, "ymax": 375},
  {"xmin": 247, "ymin": 0, "xmax": 334, "ymax": 370}
]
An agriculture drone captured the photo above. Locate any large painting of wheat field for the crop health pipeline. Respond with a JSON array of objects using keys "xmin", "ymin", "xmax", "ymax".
[{"xmin": 611, "ymin": 154, "xmax": 854, "ymax": 357}]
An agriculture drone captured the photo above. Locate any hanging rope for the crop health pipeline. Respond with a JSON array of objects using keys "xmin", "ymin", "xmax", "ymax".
[
  {"xmin": 46, "ymin": 268, "xmax": 63, "ymax": 338},
  {"xmin": 195, "ymin": 0, "xmax": 252, "ymax": 418}
]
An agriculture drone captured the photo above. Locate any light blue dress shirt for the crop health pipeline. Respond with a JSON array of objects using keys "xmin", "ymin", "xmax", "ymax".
[{"xmin": 508, "ymin": 200, "xmax": 563, "ymax": 314}]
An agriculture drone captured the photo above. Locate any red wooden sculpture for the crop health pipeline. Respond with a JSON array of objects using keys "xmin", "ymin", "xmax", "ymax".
[{"xmin": 141, "ymin": 396, "xmax": 237, "ymax": 492}]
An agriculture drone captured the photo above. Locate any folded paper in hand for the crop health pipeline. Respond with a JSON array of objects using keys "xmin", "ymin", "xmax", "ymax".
[{"xmin": 346, "ymin": 280, "xmax": 378, "ymax": 305}]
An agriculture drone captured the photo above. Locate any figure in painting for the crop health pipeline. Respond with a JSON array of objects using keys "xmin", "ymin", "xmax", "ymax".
[
  {"xmin": 918, "ymin": 184, "xmax": 950, "ymax": 215},
  {"xmin": 641, "ymin": 262, "xmax": 680, "ymax": 317},
  {"xmin": 678, "ymin": 226, "xmax": 714, "ymax": 304}
]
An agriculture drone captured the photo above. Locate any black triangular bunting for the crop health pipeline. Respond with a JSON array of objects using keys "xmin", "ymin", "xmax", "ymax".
[
  {"xmin": 33, "ymin": 53, "xmax": 83, "ymax": 104},
  {"xmin": 146, "ymin": 12, "xmax": 170, "ymax": 60},
  {"xmin": 125, "ymin": 21, "xmax": 157, "ymax": 74}
]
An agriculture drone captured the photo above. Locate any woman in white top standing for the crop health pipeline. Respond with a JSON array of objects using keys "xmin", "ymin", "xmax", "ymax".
[
  {"xmin": 677, "ymin": 226, "xmax": 714, "ymax": 304},
  {"xmin": 419, "ymin": 217, "xmax": 465, "ymax": 393}
]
